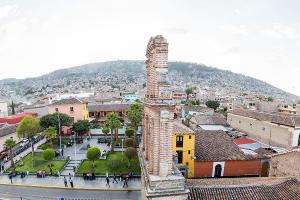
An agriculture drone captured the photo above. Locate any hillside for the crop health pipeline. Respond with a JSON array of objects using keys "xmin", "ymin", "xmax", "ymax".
[{"xmin": 0, "ymin": 60, "xmax": 298, "ymax": 101}]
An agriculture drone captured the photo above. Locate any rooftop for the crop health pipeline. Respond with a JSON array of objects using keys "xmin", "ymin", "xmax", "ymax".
[
  {"xmin": 187, "ymin": 178, "xmax": 300, "ymax": 200},
  {"xmin": 191, "ymin": 114, "xmax": 227, "ymax": 125},
  {"xmin": 50, "ymin": 97, "xmax": 82, "ymax": 105},
  {"xmin": 229, "ymin": 109, "xmax": 300, "ymax": 127},
  {"xmin": 88, "ymin": 103, "xmax": 130, "ymax": 112},
  {"xmin": 173, "ymin": 121, "xmax": 194, "ymax": 134},
  {"xmin": 195, "ymin": 130, "xmax": 252, "ymax": 162}
]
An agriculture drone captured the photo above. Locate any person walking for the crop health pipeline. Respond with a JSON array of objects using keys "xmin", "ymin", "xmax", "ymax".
[
  {"xmin": 123, "ymin": 177, "xmax": 128, "ymax": 188},
  {"xmin": 106, "ymin": 176, "xmax": 110, "ymax": 188},
  {"xmin": 69, "ymin": 176, "xmax": 74, "ymax": 188},
  {"xmin": 112, "ymin": 173, "xmax": 118, "ymax": 184},
  {"xmin": 64, "ymin": 176, "xmax": 68, "ymax": 187}
]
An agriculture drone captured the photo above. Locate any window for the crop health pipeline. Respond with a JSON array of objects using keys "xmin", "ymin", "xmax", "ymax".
[
  {"xmin": 70, "ymin": 107, "xmax": 74, "ymax": 112},
  {"xmin": 55, "ymin": 108, "xmax": 59, "ymax": 112},
  {"xmin": 176, "ymin": 151, "xmax": 183, "ymax": 164},
  {"xmin": 186, "ymin": 162, "xmax": 189, "ymax": 166},
  {"xmin": 188, "ymin": 150, "xmax": 191, "ymax": 154},
  {"xmin": 176, "ymin": 136, "xmax": 183, "ymax": 147},
  {"xmin": 298, "ymin": 135, "xmax": 300, "ymax": 146},
  {"xmin": 189, "ymin": 135, "xmax": 192, "ymax": 139}
]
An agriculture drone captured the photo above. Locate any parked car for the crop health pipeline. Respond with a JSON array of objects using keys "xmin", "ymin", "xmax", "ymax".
[
  {"xmin": 20, "ymin": 139, "xmax": 30, "ymax": 147},
  {"xmin": 0, "ymin": 152, "xmax": 8, "ymax": 160}
]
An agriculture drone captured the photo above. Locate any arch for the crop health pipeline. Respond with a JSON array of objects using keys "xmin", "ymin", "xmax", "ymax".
[
  {"xmin": 261, "ymin": 161, "xmax": 269, "ymax": 177},
  {"xmin": 298, "ymin": 134, "xmax": 300, "ymax": 146},
  {"xmin": 214, "ymin": 164, "xmax": 222, "ymax": 178}
]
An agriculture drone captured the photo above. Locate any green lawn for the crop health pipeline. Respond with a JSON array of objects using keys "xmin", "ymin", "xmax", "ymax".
[
  {"xmin": 39, "ymin": 138, "xmax": 72, "ymax": 150},
  {"xmin": 77, "ymin": 152, "xmax": 141, "ymax": 175},
  {"xmin": 8, "ymin": 152, "xmax": 67, "ymax": 174}
]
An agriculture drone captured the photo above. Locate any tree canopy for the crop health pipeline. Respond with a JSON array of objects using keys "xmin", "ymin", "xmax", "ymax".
[
  {"xmin": 124, "ymin": 147, "xmax": 137, "ymax": 167},
  {"xmin": 127, "ymin": 103, "xmax": 143, "ymax": 143},
  {"xmin": 17, "ymin": 116, "xmax": 41, "ymax": 139},
  {"xmin": 44, "ymin": 127, "xmax": 57, "ymax": 147},
  {"xmin": 87, "ymin": 147, "xmax": 101, "ymax": 168},
  {"xmin": 102, "ymin": 126, "xmax": 109, "ymax": 135},
  {"xmin": 40, "ymin": 113, "xmax": 72, "ymax": 130},
  {"xmin": 72, "ymin": 120, "xmax": 91, "ymax": 136},
  {"xmin": 43, "ymin": 148, "xmax": 56, "ymax": 161},
  {"xmin": 125, "ymin": 138, "xmax": 135, "ymax": 147},
  {"xmin": 5, "ymin": 138, "xmax": 16, "ymax": 172},
  {"xmin": 125, "ymin": 127, "xmax": 134, "ymax": 138},
  {"xmin": 205, "ymin": 100, "xmax": 220, "ymax": 111}
]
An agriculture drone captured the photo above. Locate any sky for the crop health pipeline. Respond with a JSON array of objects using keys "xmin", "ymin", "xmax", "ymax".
[{"xmin": 0, "ymin": 0, "xmax": 299, "ymax": 96}]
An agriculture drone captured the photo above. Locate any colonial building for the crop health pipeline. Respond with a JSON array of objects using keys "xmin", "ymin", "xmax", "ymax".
[
  {"xmin": 194, "ymin": 130, "xmax": 267, "ymax": 178},
  {"xmin": 227, "ymin": 109, "xmax": 300, "ymax": 150},
  {"xmin": 88, "ymin": 103, "xmax": 130, "ymax": 123},
  {"xmin": 172, "ymin": 121, "xmax": 195, "ymax": 178},
  {"xmin": 48, "ymin": 98, "xmax": 88, "ymax": 122},
  {"xmin": 140, "ymin": 35, "xmax": 189, "ymax": 199}
]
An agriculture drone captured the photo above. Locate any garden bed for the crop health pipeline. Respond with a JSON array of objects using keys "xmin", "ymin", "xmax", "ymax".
[
  {"xmin": 77, "ymin": 152, "xmax": 140, "ymax": 175},
  {"xmin": 7, "ymin": 152, "xmax": 67, "ymax": 174}
]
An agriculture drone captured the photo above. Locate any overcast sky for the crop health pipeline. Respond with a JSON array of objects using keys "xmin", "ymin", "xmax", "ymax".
[{"xmin": 0, "ymin": 0, "xmax": 299, "ymax": 95}]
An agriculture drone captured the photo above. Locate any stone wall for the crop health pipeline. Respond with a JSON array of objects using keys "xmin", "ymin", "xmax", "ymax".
[{"xmin": 270, "ymin": 150, "xmax": 300, "ymax": 179}]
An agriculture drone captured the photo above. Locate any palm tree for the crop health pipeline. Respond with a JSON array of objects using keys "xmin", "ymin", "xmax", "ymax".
[
  {"xmin": 127, "ymin": 103, "xmax": 143, "ymax": 144},
  {"xmin": 4, "ymin": 138, "xmax": 16, "ymax": 173},
  {"xmin": 44, "ymin": 127, "xmax": 57, "ymax": 147},
  {"xmin": 106, "ymin": 113, "xmax": 120, "ymax": 152}
]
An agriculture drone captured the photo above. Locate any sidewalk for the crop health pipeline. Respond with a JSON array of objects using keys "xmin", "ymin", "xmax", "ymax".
[{"xmin": 0, "ymin": 175, "xmax": 141, "ymax": 190}]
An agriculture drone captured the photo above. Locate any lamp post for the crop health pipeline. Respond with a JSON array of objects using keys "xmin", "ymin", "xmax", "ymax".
[
  {"xmin": 57, "ymin": 112, "xmax": 62, "ymax": 156},
  {"xmin": 121, "ymin": 138, "xmax": 124, "ymax": 155},
  {"xmin": 74, "ymin": 132, "xmax": 77, "ymax": 163}
]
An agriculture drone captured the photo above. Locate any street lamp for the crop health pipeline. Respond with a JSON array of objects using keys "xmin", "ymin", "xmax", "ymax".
[
  {"xmin": 121, "ymin": 138, "xmax": 124, "ymax": 155},
  {"xmin": 74, "ymin": 132, "xmax": 77, "ymax": 164},
  {"xmin": 57, "ymin": 112, "xmax": 62, "ymax": 156}
]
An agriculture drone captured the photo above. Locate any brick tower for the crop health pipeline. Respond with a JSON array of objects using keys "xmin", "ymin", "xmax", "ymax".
[{"xmin": 139, "ymin": 35, "xmax": 189, "ymax": 200}]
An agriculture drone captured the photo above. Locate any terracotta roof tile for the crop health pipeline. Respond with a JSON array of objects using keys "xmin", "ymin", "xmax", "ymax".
[
  {"xmin": 195, "ymin": 130, "xmax": 251, "ymax": 161},
  {"xmin": 173, "ymin": 121, "xmax": 194, "ymax": 134},
  {"xmin": 188, "ymin": 178, "xmax": 300, "ymax": 200},
  {"xmin": 88, "ymin": 103, "xmax": 130, "ymax": 112}
]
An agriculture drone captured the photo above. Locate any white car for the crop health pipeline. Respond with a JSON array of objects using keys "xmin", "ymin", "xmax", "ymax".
[{"xmin": 20, "ymin": 139, "xmax": 30, "ymax": 147}]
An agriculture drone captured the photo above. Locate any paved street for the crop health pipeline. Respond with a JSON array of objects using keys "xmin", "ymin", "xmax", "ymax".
[{"xmin": 0, "ymin": 185, "xmax": 141, "ymax": 200}]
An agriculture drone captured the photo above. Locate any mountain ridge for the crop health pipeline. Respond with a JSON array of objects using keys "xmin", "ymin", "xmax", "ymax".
[{"xmin": 0, "ymin": 60, "xmax": 298, "ymax": 101}]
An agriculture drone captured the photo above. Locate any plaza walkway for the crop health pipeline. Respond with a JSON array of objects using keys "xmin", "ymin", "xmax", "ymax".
[{"xmin": 0, "ymin": 175, "xmax": 141, "ymax": 190}]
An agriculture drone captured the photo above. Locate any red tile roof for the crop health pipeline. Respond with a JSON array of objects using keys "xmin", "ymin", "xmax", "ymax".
[
  {"xmin": 234, "ymin": 137, "xmax": 256, "ymax": 145},
  {"xmin": 0, "ymin": 112, "xmax": 37, "ymax": 124}
]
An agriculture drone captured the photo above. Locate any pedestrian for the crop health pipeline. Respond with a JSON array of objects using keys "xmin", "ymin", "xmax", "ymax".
[
  {"xmin": 112, "ymin": 173, "xmax": 118, "ymax": 184},
  {"xmin": 119, "ymin": 172, "xmax": 123, "ymax": 182},
  {"xmin": 68, "ymin": 173, "xmax": 72, "ymax": 179},
  {"xmin": 9, "ymin": 174, "xmax": 12, "ymax": 184},
  {"xmin": 106, "ymin": 176, "xmax": 110, "ymax": 188},
  {"xmin": 73, "ymin": 166, "xmax": 76, "ymax": 172},
  {"xmin": 123, "ymin": 177, "xmax": 128, "ymax": 188},
  {"xmin": 64, "ymin": 176, "xmax": 68, "ymax": 187},
  {"xmin": 69, "ymin": 177, "xmax": 74, "ymax": 188}
]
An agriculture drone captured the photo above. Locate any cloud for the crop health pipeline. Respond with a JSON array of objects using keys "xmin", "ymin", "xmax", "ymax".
[
  {"xmin": 166, "ymin": 27, "xmax": 188, "ymax": 35},
  {"xmin": 0, "ymin": 5, "xmax": 19, "ymax": 20},
  {"xmin": 220, "ymin": 24, "xmax": 248, "ymax": 36},
  {"xmin": 262, "ymin": 23, "xmax": 299, "ymax": 40}
]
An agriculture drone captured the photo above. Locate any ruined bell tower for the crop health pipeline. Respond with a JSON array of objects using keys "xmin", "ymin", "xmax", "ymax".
[{"xmin": 139, "ymin": 35, "xmax": 189, "ymax": 200}]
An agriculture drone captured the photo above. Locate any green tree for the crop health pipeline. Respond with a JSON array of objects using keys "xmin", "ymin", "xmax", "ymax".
[
  {"xmin": 40, "ymin": 113, "xmax": 72, "ymax": 130},
  {"xmin": 11, "ymin": 100, "xmax": 15, "ymax": 115},
  {"xmin": 4, "ymin": 138, "xmax": 16, "ymax": 173},
  {"xmin": 125, "ymin": 127, "xmax": 134, "ymax": 138},
  {"xmin": 44, "ymin": 127, "xmax": 57, "ymax": 147},
  {"xmin": 106, "ymin": 113, "xmax": 121, "ymax": 151},
  {"xmin": 17, "ymin": 116, "xmax": 41, "ymax": 167},
  {"xmin": 72, "ymin": 120, "xmax": 91, "ymax": 138},
  {"xmin": 205, "ymin": 100, "xmax": 220, "ymax": 111},
  {"xmin": 86, "ymin": 147, "xmax": 101, "ymax": 168},
  {"xmin": 185, "ymin": 87, "xmax": 193, "ymax": 101},
  {"xmin": 125, "ymin": 138, "xmax": 135, "ymax": 147},
  {"xmin": 268, "ymin": 97, "xmax": 274, "ymax": 102},
  {"xmin": 127, "ymin": 103, "xmax": 143, "ymax": 144},
  {"xmin": 43, "ymin": 148, "xmax": 56, "ymax": 161},
  {"xmin": 124, "ymin": 147, "xmax": 137, "ymax": 167},
  {"xmin": 102, "ymin": 126, "xmax": 109, "ymax": 135}
]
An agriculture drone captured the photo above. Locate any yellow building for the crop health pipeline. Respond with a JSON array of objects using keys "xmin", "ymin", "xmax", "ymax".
[
  {"xmin": 82, "ymin": 102, "xmax": 89, "ymax": 120},
  {"xmin": 172, "ymin": 121, "xmax": 195, "ymax": 178}
]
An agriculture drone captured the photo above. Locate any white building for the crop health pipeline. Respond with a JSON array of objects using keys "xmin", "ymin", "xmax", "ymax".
[{"xmin": 0, "ymin": 101, "xmax": 8, "ymax": 117}]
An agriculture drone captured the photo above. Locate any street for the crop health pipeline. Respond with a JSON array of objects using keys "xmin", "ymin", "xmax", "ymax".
[{"xmin": 0, "ymin": 185, "xmax": 141, "ymax": 200}]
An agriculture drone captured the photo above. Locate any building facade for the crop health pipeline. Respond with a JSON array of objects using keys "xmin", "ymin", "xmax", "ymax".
[
  {"xmin": 48, "ymin": 98, "xmax": 88, "ymax": 122},
  {"xmin": 0, "ymin": 101, "xmax": 8, "ymax": 118},
  {"xmin": 172, "ymin": 122, "xmax": 195, "ymax": 178},
  {"xmin": 140, "ymin": 35, "xmax": 189, "ymax": 200},
  {"xmin": 227, "ymin": 109, "xmax": 300, "ymax": 150}
]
